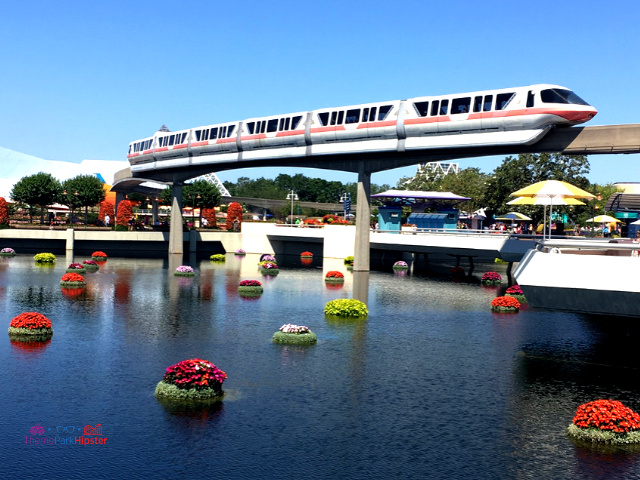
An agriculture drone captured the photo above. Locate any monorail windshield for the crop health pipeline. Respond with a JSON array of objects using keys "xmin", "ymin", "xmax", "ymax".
[{"xmin": 540, "ymin": 89, "xmax": 590, "ymax": 106}]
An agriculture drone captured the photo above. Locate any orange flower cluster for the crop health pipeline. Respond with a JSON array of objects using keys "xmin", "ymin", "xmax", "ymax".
[
  {"xmin": 301, "ymin": 251, "xmax": 313, "ymax": 257},
  {"xmin": 61, "ymin": 273, "xmax": 85, "ymax": 283},
  {"xmin": 91, "ymin": 251, "xmax": 107, "ymax": 258},
  {"xmin": 573, "ymin": 399, "xmax": 640, "ymax": 433},
  {"xmin": 326, "ymin": 271, "xmax": 344, "ymax": 278},
  {"xmin": 491, "ymin": 296, "xmax": 520, "ymax": 309},
  {"xmin": 10, "ymin": 312, "xmax": 52, "ymax": 330}
]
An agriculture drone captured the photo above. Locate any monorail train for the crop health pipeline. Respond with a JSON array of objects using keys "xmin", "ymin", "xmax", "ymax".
[{"xmin": 127, "ymin": 84, "xmax": 597, "ymax": 173}]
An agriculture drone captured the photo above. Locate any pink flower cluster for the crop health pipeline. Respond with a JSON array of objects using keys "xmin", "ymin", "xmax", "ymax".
[
  {"xmin": 239, "ymin": 279, "xmax": 262, "ymax": 287},
  {"xmin": 176, "ymin": 265, "xmax": 194, "ymax": 273},
  {"xmin": 163, "ymin": 358, "xmax": 227, "ymax": 389},
  {"xmin": 394, "ymin": 261, "xmax": 408, "ymax": 267},
  {"xmin": 482, "ymin": 272, "xmax": 502, "ymax": 281},
  {"xmin": 280, "ymin": 324, "xmax": 310, "ymax": 334},
  {"xmin": 506, "ymin": 285, "xmax": 524, "ymax": 295},
  {"xmin": 261, "ymin": 262, "xmax": 278, "ymax": 269},
  {"xmin": 67, "ymin": 263, "xmax": 84, "ymax": 269},
  {"xmin": 83, "ymin": 260, "xmax": 98, "ymax": 266}
]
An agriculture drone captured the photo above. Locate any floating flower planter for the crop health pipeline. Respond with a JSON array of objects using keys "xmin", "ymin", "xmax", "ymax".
[
  {"xmin": 301, "ymin": 251, "xmax": 313, "ymax": 258},
  {"xmin": 324, "ymin": 299, "xmax": 368, "ymax": 317},
  {"xmin": 567, "ymin": 399, "xmax": 640, "ymax": 445},
  {"xmin": 210, "ymin": 254, "xmax": 226, "ymax": 262},
  {"xmin": 238, "ymin": 279, "xmax": 263, "ymax": 296},
  {"xmin": 260, "ymin": 254, "xmax": 276, "ymax": 263},
  {"xmin": 272, "ymin": 324, "xmax": 317, "ymax": 344},
  {"xmin": 505, "ymin": 285, "xmax": 527, "ymax": 303},
  {"xmin": 344, "ymin": 256, "xmax": 354, "ymax": 271},
  {"xmin": 259, "ymin": 262, "xmax": 279, "ymax": 275},
  {"xmin": 82, "ymin": 260, "xmax": 99, "ymax": 272},
  {"xmin": 235, "ymin": 249, "xmax": 246, "ymax": 256},
  {"xmin": 61, "ymin": 287, "xmax": 86, "ymax": 299},
  {"xmin": 175, "ymin": 265, "xmax": 195, "ymax": 277},
  {"xmin": 65, "ymin": 262, "xmax": 86, "ymax": 274},
  {"xmin": 60, "ymin": 272, "xmax": 86, "ymax": 288},
  {"xmin": 481, "ymin": 271, "xmax": 502, "ymax": 286},
  {"xmin": 490, "ymin": 296, "xmax": 520, "ymax": 313},
  {"xmin": 8, "ymin": 312, "xmax": 53, "ymax": 341},
  {"xmin": 325, "ymin": 271, "xmax": 345, "ymax": 284},
  {"xmin": 91, "ymin": 251, "xmax": 107, "ymax": 261},
  {"xmin": 155, "ymin": 358, "xmax": 227, "ymax": 400},
  {"xmin": 34, "ymin": 252, "xmax": 56, "ymax": 264},
  {"xmin": 0, "ymin": 247, "xmax": 15, "ymax": 257},
  {"xmin": 393, "ymin": 261, "xmax": 409, "ymax": 271}
]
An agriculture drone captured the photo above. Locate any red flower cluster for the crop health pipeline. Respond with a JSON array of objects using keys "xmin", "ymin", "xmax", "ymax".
[
  {"xmin": 450, "ymin": 266, "xmax": 464, "ymax": 274},
  {"xmin": 83, "ymin": 260, "xmax": 98, "ymax": 265},
  {"xmin": 61, "ymin": 273, "xmax": 85, "ymax": 283},
  {"xmin": 322, "ymin": 214, "xmax": 340, "ymax": 224},
  {"xmin": 326, "ymin": 271, "xmax": 344, "ymax": 278},
  {"xmin": 91, "ymin": 251, "xmax": 107, "ymax": 258},
  {"xmin": 482, "ymin": 272, "xmax": 502, "ymax": 281},
  {"xmin": 301, "ymin": 251, "xmax": 313, "ymax": 257},
  {"xmin": 304, "ymin": 219, "xmax": 321, "ymax": 225},
  {"xmin": 239, "ymin": 279, "xmax": 262, "ymax": 287},
  {"xmin": 506, "ymin": 285, "xmax": 524, "ymax": 295},
  {"xmin": 491, "ymin": 296, "xmax": 520, "ymax": 309},
  {"xmin": 10, "ymin": 312, "xmax": 52, "ymax": 330},
  {"xmin": 67, "ymin": 263, "xmax": 84, "ymax": 269},
  {"xmin": 163, "ymin": 358, "xmax": 227, "ymax": 390},
  {"xmin": 573, "ymin": 399, "xmax": 640, "ymax": 433}
]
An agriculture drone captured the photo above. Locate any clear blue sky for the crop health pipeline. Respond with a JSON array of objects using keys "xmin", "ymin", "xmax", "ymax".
[{"xmin": 1, "ymin": 0, "xmax": 639, "ymax": 188}]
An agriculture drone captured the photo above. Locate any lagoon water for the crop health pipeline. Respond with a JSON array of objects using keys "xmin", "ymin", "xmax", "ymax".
[{"xmin": 1, "ymin": 254, "xmax": 640, "ymax": 479}]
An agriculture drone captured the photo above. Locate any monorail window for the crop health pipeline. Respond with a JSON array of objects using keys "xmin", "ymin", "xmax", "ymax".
[
  {"xmin": 318, "ymin": 112, "xmax": 329, "ymax": 126},
  {"xmin": 430, "ymin": 101, "xmax": 440, "ymax": 116},
  {"xmin": 527, "ymin": 91, "xmax": 535, "ymax": 108},
  {"xmin": 451, "ymin": 97, "xmax": 471, "ymax": 114},
  {"xmin": 473, "ymin": 96, "xmax": 482, "ymax": 113},
  {"xmin": 414, "ymin": 102, "xmax": 429, "ymax": 117},
  {"xmin": 337, "ymin": 111, "xmax": 344, "ymax": 124},
  {"xmin": 267, "ymin": 119, "xmax": 278, "ymax": 133},
  {"xmin": 209, "ymin": 128, "xmax": 217, "ymax": 140},
  {"xmin": 228, "ymin": 125, "xmax": 235, "ymax": 137},
  {"xmin": 260, "ymin": 121, "xmax": 266, "ymax": 134},
  {"xmin": 439, "ymin": 100, "xmax": 449, "ymax": 116},
  {"xmin": 540, "ymin": 89, "xmax": 589, "ymax": 105},
  {"xmin": 483, "ymin": 95, "xmax": 493, "ymax": 112},
  {"xmin": 181, "ymin": 133, "xmax": 187, "ymax": 143},
  {"xmin": 291, "ymin": 116, "xmax": 302, "ymax": 129},
  {"xmin": 221, "ymin": 126, "xmax": 227, "ymax": 138},
  {"xmin": 247, "ymin": 122, "xmax": 255, "ymax": 134},
  {"xmin": 330, "ymin": 112, "xmax": 338, "ymax": 126},
  {"xmin": 279, "ymin": 118, "xmax": 285, "ymax": 131},
  {"xmin": 345, "ymin": 109, "xmax": 360, "ymax": 124},
  {"xmin": 378, "ymin": 105, "xmax": 392, "ymax": 120},
  {"xmin": 284, "ymin": 118, "xmax": 290, "ymax": 130},
  {"xmin": 496, "ymin": 92, "xmax": 515, "ymax": 110}
]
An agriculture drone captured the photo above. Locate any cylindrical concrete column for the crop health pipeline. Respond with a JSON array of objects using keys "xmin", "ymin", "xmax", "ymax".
[
  {"xmin": 169, "ymin": 183, "xmax": 184, "ymax": 255},
  {"xmin": 152, "ymin": 198, "xmax": 159, "ymax": 225},
  {"xmin": 114, "ymin": 192, "xmax": 126, "ymax": 217},
  {"xmin": 353, "ymin": 166, "xmax": 371, "ymax": 272},
  {"xmin": 66, "ymin": 228, "xmax": 74, "ymax": 251}
]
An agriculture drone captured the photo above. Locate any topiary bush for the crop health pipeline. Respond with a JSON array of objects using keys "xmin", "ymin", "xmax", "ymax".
[
  {"xmin": 175, "ymin": 265, "xmax": 195, "ymax": 277},
  {"xmin": 325, "ymin": 271, "xmax": 345, "ymax": 283},
  {"xmin": 34, "ymin": 253, "xmax": 56, "ymax": 264},
  {"xmin": 344, "ymin": 256, "xmax": 354, "ymax": 266},
  {"xmin": 0, "ymin": 247, "xmax": 16, "ymax": 257},
  {"xmin": 226, "ymin": 202, "xmax": 243, "ymax": 231},
  {"xmin": 324, "ymin": 299, "xmax": 368, "ymax": 317},
  {"xmin": 490, "ymin": 296, "xmax": 520, "ymax": 313},
  {"xmin": 272, "ymin": 324, "xmax": 317, "ymax": 344},
  {"xmin": 60, "ymin": 272, "xmax": 86, "ymax": 287},
  {"xmin": 481, "ymin": 272, "xmax": 502, "ymax": 286},
  {"xmin": 116, "ymin": 200, "xmax": 133, "ymax": 229},
  {"xmin": 0, "ymin": 197, "xmax": 10, "ymax": 228},
  {"xmin": 155, "ymin": 358, "xmax": 227, "ymax": 400},
  {"xmin": 210, "ymin": 254, "xmax": 226, "ymax": 262},
  {"xmin": 238, "ymin": 279, "xmax": 263, "ymax": 296}
]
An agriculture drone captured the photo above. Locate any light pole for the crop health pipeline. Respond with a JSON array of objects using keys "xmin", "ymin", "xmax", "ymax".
[
  {"xmin": 340, "ymin": 192, "xmax": 351, "ymax": 220},
  {"xmin": 286, "ymin": 190, "xmax": 298, "ymax": 224}
]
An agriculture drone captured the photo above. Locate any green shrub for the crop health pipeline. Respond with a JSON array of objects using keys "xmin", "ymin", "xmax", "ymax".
[
  {"xmin": 210, "ymin": 254, "xmax": 226, "ymax": 262},
  {"xmin": 34, "ymin": 253, "xmax": 56, "ymax": 263},
  {"xmin": 494, "ymin": 258, "xmax": 508, "ymax": 264},
  {"xmin": 115, "ymin": 224, "xmax": 127, "ymax": 231},
  {"xmin": 567, "ymin": 424, "xmax": 640, "ymax": 445},
  {"xmin": 272, "ymin": 331, "xmax": 317, "ymax": 344},
  {"xmin": 155, "ymin": 381, "xmax": 224, "ymax": 400},
  {"xmin": 238, "ymin": 286, "xmax": 263, "ymax": 296},
  {"xmin": 324, "ymin": 298, "xmax": 368, "ymax": 317},
  {"xmin": 344, "ymin": 256, "xmax": 354, "ymax": 266}
]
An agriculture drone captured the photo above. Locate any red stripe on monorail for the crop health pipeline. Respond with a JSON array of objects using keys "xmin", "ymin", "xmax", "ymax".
[
  {"xmin": 127, "ymin": 153, "xmax": 140, "ymax": 158},
  {"xmin": 173, "ymin": 144, "xmax": 187, "ymax": 149},
  {"xmin": 276, "ymin": 130, "xmax": 305, "ymax": 137},
  {"xmin": 404, "ymin": 116, "xmax": 450, "ymax": 125},
  {"xmin": 310, "ymin": 126, "xmax": 346, "ymax": 133},
  {"xmin": 191, "ymin": 141, "xmax": 208, "ymax": 147},
  {"xmin": 156, "ymin": 147, "xmax": 168, "ymax": 152},
  {"xmin": 356, "ymin": 121, "xmax": 397, "ymax": 128},
  {"xmin": 143, "ymin": 150, "xmax": 153, "ymax": 154},
  {"xmin": 240, "ymin": 134, "xmax": 267, "ymax": 141}
]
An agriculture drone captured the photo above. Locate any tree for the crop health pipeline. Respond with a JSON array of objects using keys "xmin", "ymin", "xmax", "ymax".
[
  {"xmin": 226, "ymin": 202, "xmax": 243, "ymax": 230},
  {"xmin": 0, "ymin": 197, "xmax": 9, "ymax": 228},
  {"xmin": 183, "ymin": 179, "xmax": 222, "ymax": 225},
  {"xmin": 116, "ymin": 200, "xmax": 133, "ymax": 230},
  {"xmin": 61, "ymin": 175, "xmax": 106, "ymax": 225},
  {"xmin": 10, "ymin": 172, "xmax": 62, "ymax": 224},
  {"xmin": 201, "ymin": 208, "xmax": 217, "ymax": 228}
]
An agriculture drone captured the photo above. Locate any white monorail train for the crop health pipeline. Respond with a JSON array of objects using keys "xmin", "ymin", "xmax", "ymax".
[{"xmin": 127, "ymin": 84, "xmax": 597, "ymax": 173}]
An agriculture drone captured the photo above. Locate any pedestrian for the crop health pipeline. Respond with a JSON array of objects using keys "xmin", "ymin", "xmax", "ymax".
[
  {"xmin": 105, "ymin": 214, "xmax": 110, "ymax": 227},
  {"xmin": 603, "ymin": 225, "xmax": 610, "ymax": 237}
]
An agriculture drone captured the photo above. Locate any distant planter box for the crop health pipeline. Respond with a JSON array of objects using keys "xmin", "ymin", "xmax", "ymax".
[
  {"xmin": 272, "ymin": 331, "xmax": 317, "ymax": 345},
  {"xmin": 238, "ymin": 286, "xmax": 263, "ymax": 296}
]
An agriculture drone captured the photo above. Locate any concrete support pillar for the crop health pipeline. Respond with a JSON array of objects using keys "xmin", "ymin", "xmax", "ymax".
[
  {"xmin": 152, "ymin": 198, "xmax": 159, "ymax": 225},
  {"xmin": 189, "ymin": 229, "xmax": 197, "ymax": 253},
  {"xmin": 353, "ymin": 166, "xmax": 371, "ymax": 272},
  {"xmin": 114, "ymin": 192, "xmax": 126, "ymax": 217},
  {"xmin": 66, "ymin": 228, "xmax": 74, "ymax": 251},
  {"xmin": 169, "ymin": 183, "xmax": 184, "ymax": 255}
]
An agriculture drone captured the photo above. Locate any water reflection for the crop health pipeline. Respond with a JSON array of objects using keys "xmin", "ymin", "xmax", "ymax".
[{"xmin": 157, "ymin": 396, "xmax": 225, "ymax": 425}]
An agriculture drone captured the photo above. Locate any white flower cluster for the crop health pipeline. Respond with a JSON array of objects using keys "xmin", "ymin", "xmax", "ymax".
[{"xmin": 279, "ymin": 324, "xmax": 310, "ymax": 334}]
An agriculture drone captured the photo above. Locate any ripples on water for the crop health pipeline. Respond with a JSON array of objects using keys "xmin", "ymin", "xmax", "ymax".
[{"xmin": 1, "ymin": 254, "xmax": 640, "ymax": 479}]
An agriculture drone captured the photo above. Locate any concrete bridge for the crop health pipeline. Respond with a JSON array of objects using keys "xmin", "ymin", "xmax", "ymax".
[{"xmin": 112, "ymin": 123, "xmax": 640, "ymax": 273}]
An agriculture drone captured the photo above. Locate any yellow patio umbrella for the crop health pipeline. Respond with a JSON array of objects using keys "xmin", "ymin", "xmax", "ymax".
[
  {"xmin": 507, "ymin": 197, "xmax": 586, "ymax": 206},
  {"xmin": 585, "ymin": 215, "xmax": 620, "ymax": 223},
  {"xmin": 510, "ymin": 180, "xmax": 594, "ymax": 239}
]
